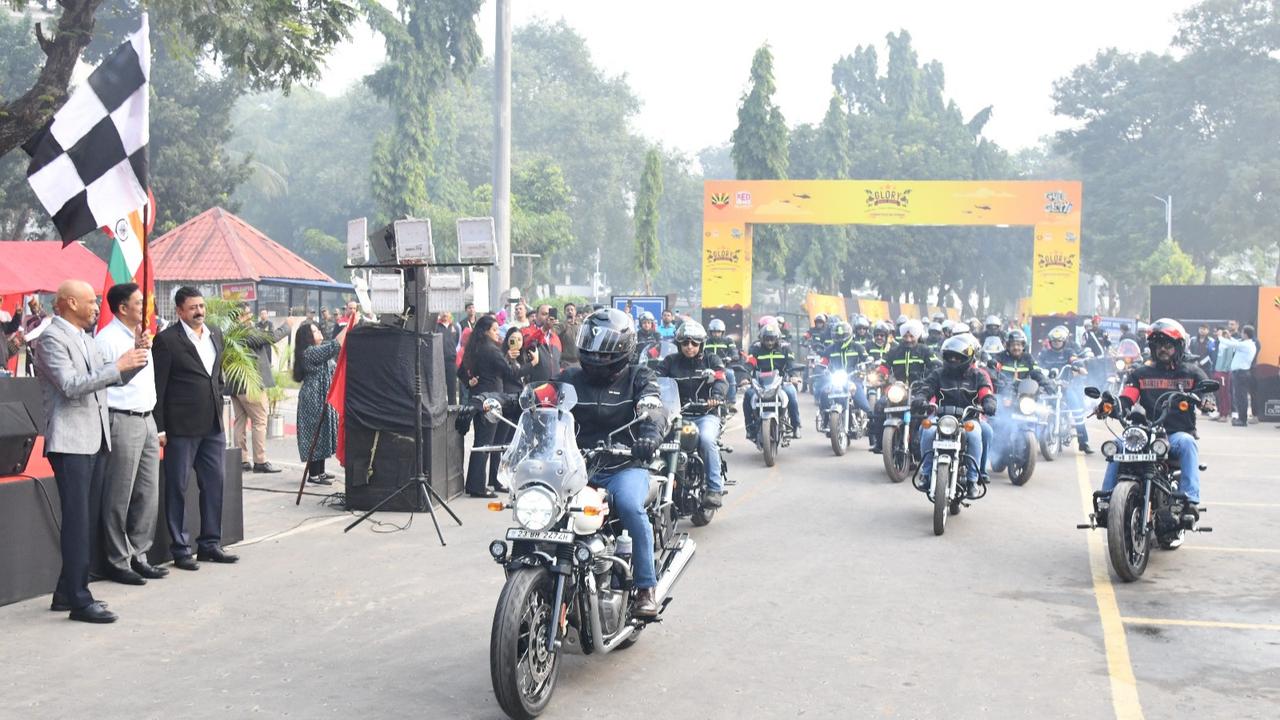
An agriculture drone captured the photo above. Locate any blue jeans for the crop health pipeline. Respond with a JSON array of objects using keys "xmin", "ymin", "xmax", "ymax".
[
  {"xmin": 723, "ymin": 367, "xmax": 738, "ymax": 404},
  {"xmin": 691, "ymin": 414, "xmax": 723, "ymax": 492},
  {"xmin": 1102, "ymin": 431, "xmax": 1201, "ymax": 503},
  {"xmin": 920, "ymin": 424, "xmax": 983, "ymax": 483},
  {"xmin": 592, "ymin": 467, "xmax": 657, "ymax": 588},
  {"xmin": 979, "ymin": 419, "xmax": 993, "ymax": 475},
  {"xmin": 816, "ymin": 377, "xmax": 872, "ymax": 416}
]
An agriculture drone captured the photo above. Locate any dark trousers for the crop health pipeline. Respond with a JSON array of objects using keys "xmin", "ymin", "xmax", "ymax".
[
  {"xmin": 1232, "ymin": 369, "xmax": 1251, "ymax": 423},
  {"xmin": 164, "ymin": 433, "xmax": 226, "ymax": 558},
  {"xmin": 306, "ymin": 459, "xmax": 326, "ymax": 477},
  {"xmin": 48, "ymin": 447, "xmax": 107, "ymax": 609},
  {"xmin": 465, "ymin": 415, "xmax": 513, "ymax": 494},
  {"xmin": 443, "ymin": 357, "xmax": 458, "ymax": 405}
]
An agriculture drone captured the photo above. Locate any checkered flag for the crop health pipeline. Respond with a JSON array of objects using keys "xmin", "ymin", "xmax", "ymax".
[{"xmin": 23, "ymin": 15, "xmax": 150, "ymax": 244}]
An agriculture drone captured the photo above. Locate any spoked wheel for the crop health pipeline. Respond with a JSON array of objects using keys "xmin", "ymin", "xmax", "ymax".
[
  {"xmin": 830, "ymin": 408, "xmax": 848, "ymax": 456},
  {"xmin": 1039, "ymin": 417, "xmax": 1060, "ymax": 461},
  {"xmin": 883, "ymin": 426, "xmax": 910, "ymax": 483},
  {"xmin": 491, "ymin": 567, "xmax": 560, "ymax": 720},
  {"xmin": 933, "ymin": 456, "xmax": 951, "ymax": 536},
  {"xmin": 1106, "ymin": 481, "xmax": 1151, "ymax": 582},
  {"xmin": 1008, "ymin": 431, "xmax": 1037, "ymax": 486},
  {"xmin": 761, "ymin": 417, "xmax": 777, "ymax": 467}
]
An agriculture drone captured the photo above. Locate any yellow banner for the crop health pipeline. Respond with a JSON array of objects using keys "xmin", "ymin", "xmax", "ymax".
[
  {"xmin": 854, "ymin": 299, "xmax": 891, "ymax": 323},
  {"xmin": 704, "ymin": 180, "xmax": 1081, "ymax": 227},
  {"xmin": 804, "ymin": 292, "xmax": 847, "ymax": 322},
  {"xmin": 1030, "ymin": 223, "xmax": 1081, "ymax": 314},
  {"xmin": 701, "ymin": 222, "xmax": 752, "ymax": 308}
]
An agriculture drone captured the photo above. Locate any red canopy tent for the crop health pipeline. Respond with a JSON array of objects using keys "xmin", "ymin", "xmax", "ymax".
[{"xmin": 0, "ymin": 241, "xmax": 107, "ymax": 296}]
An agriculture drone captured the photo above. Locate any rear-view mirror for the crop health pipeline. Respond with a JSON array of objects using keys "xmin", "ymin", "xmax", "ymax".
[{"xmin": 1083, "ymin": 386, "xmax": 1101, "ymax": 399}]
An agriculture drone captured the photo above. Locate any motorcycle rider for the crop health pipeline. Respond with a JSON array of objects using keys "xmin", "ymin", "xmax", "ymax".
[
  {"xmin": 815, "ymin": 321, "xmax": 872, "ymax": 431},
  {"xmin": 657, "ymin": 321, "xmax": 728, "ymax": 508},
  {"xmin": 704, "ymin": 318, "xmax": 742, "ymax": 407},
  {"xmin": 912, "ymin": 336, "xmax": 997, "ymax": 498},
  {"xmin": 742, "ymin": 323, "xmax": 802, "ymax": 443},
  {"xmin": 926, "ymin": 322, "xmax": 945, "ymax": 353},
  {"xmin": 981, "ymin": 315, "xmax": 1004, "ymax": 342},
  {"xmin": 991, "ymin": 329, "xmax": 1048, "ymax": 390},
  {"xmin": 870, "ymin": 319, "xmax": 936, "ymax": 453},
  {"xmin": 563, "ymin": 308, "xmax": 668, "ymax": 617},
  {"xmin": 851, "ymin": 315, "xmax": 872, "ymax": 344},
  {"xmin": 636, "ymin": 312, "xmax": 661, "ymax": 346},
  {"xmin": 809, "ymin": 313, "xmax": 831, "ymax": 347},
  {"xmin": 1101, "ymin": 319, "xmax": 1214, "ymax": 514},
  {"xmin": 1037, "ymin": 325, "xmax": 1094, "ymax": 454}
]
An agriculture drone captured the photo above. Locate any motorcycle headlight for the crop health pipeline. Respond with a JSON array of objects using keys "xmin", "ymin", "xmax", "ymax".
[
  {"xmin": 887, "ymin": 384, "xmax": 907, "ymax": 403},
  {"xmin": 937, "ymin": 415, "xmax": 960, "ymax": 436},
  {"xmin": 1101, "ymin": 440, "xmax": 1117, "ymax": 459},
  {"xmin": 1017, "ymin": 396, "xmax": 1037, "ymax": 415},
  {"xmin": 1151, "ymin": 438, "xmax": 1170, "ymax": 457},
  {"xmin": 514, "ymin": 486, "xmax": 560, "ymax": 532},
  {"xmin": 1122, "ymin": 427, "xmax": 1149, "ymax": 453},
  {"xmin": 1114, "ymin": 360, "xmax": 1125, "ymax": 371},
  {"xmin": 830, "ymin": 370, "xmax": 849, "ymax": 386}
]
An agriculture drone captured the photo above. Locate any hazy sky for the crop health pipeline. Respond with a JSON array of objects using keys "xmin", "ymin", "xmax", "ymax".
[{"xmin": 315, "ymin": 0, "xmax": 1198, "ymax": 155}]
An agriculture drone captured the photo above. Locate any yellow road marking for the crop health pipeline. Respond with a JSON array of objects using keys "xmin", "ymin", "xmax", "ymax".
[
  {"xmin": 1183, "ymin": 545, "xmax": 1280, "ymax": 554},
  {"xmin": 1122, "ymin": 617, "xmax": 1280, "ymax": 632},
  {"xmin": 1075, "ymin": 454, "xmax": 1145, "ymax": 720}
]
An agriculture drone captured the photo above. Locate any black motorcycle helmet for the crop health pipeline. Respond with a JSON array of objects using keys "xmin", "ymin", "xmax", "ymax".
[
  {"xmin": 853, "ymin": 315, "xmax": 870, "ymax": 335},
  {"xmin": 940, "ymin": 336, "xmax": 975, "ymax": 374},
  {"xmin": 831, "ymin": 321, "xmax": 851, "ymax": 342},
  {"xmin": 1147, "ymin": 318, "xmax": 1187, "ymax": 367},
  {"xmin": 1005, "ymin": 328, "xmax": 1027, "ymax": 355},
  {"xmin": 872, "ymin": 321, "xmax": 890, "ymax": 344},
  {"xmin": 577, "ymin": 308, "xmax": 638, "ymax": 383},
  {"xmin": 759, "ymin": 324, "xmax": 781, "ymax": 348}
]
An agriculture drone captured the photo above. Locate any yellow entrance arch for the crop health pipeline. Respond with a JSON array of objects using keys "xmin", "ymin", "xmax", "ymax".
[{"xmin": 702, "ymin": 180, "xmax": 1082, "ymax": 315}]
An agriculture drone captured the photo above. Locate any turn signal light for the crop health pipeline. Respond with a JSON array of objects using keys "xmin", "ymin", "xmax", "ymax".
[
  {"xmin": 1178, "ymin": 401, "xmax": 1190, "ymax": 412},
  {"xmin": 922, "ymin": 418, "xmax": 933, "ymax": 429},
  {"xmin": 582, "ymin": 505, "xmax": 605, "ymax": 517},
  {"xmin": 487, "ymin": 502, "xmax": 504, "ymax": 512},
  {"xmin": 1101, "ymin": 402, "xmax": 1114, "ymax": 415},
  {"xmin": 963, "ymin": 421, "xmax": 976, "ymax": 432}
]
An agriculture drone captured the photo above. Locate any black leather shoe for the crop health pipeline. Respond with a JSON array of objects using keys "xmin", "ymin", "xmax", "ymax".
[
  {"xmin": 306, "ymin": 474, "xmax": 333, "ymax": 486},
  {"xmin": 702, "ymin": 490, "xmax": 724, "ymax": 509},
  {"xmin": 490, "ymin": 482, "xmax": 510, "ymax": 493},
  {"xmin": 197, "ymin": 547, "xmax": 240, "ymax": 564},
  {"xmin": 132, "ymin": 559, "xmax": 169, "ymax": 579},
  {"xmin": 321, "ymin": 472, "xmax": 336, "ymax": 480},
  {"xmin": 105, "ymin": 567, "xmax": 146, "ymax": 586},
  {"xmin": 70, "ymin": 601, "xmax": 118, "ymax": 624},
  {"xmin": 253, "ymin": 462, "xmax": 284, "ymax": 474},
  {"xmin": 1079, "ymin": 442, "xmax": 1095, "ymax": 455},
  {"xmin": 173, "ymin": 555, "xmax": 200, "ymax": 571},
  {"xmin": 241, "ymin": 461, "xmax": 252, "ymax": 471},
  {"xmin": 468, "ymin": 490, "xmax": 499, "ymax": 499},
  {"xmin": 633, "ymin": 588, "xmax": 659, "ymax": 618}
]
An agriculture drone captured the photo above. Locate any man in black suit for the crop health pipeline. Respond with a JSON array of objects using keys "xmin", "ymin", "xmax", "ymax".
[{"xmin": 153, "ymin": 286, "xmax": 239, "ymax": 570}]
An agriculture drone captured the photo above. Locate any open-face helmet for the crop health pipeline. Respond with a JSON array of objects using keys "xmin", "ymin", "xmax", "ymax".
[
  {"xmin": 1146, "ymin": 318, "xmax": 1187, "ymax": 364},
  {"xmin": 708, "ymin": 318, "xmax": 726, "ymax": 335},
  {"xmin": 1047, "ymin": 325, "xmax": 1070, "ymax": 348}
]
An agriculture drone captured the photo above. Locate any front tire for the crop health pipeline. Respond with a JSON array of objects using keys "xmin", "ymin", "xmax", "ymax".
[
  {"xmin": 1040, "ymin": 416, "xmax": 1059, "ymax": 461},
  {"xmin": 933, "ymin": 456, "xmax": 951, "ymax": 536},
  {"xmin": 491, "ymin": 567, "xmax": 561, "ymax": 720},
  {"xmin": 883, "ymin": 426, "xmax": 909, "ymax": 483},
  {"xmin": 761, "ymin": 417, "xmax": 777, "ymax": 467},
  {"xmin": 692, "ymin": 507, "xmax": 715, "ymax": 527},
  {"xmin": 1008, "ymin": 431, "xmax": 1037, "ymax": 486},
  {"xmin": 1106, "ymin": 481, "xmax": 1150, "ymax": 582},
  {"xmin": 830, "ymin": 408, "xmax": 848, "ymax": 456}
]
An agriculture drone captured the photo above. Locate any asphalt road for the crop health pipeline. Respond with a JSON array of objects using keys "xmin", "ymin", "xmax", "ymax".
[{"xmin": 2, "ymin": 392, "xmax": 1277, "ymax": 720}]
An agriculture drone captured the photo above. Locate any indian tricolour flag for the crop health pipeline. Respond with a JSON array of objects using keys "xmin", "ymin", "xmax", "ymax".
[{"xmin": 96, "ymin": 190, "xmax": 156, "ymax": 332}]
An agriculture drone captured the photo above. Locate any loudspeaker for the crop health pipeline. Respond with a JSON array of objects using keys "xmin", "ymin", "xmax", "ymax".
[
  {"xmin": 0, "ymin": 401, "xmax": 37, "ymax": 476},
  {"xmin": 342, "ymin": 418, "xmax": 463, "ymax": 511}
]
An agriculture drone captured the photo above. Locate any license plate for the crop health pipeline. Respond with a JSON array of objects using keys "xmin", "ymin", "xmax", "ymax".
[
  {"xmin": 1115, "ymin": 453, "xmax": 1156, "ymax": 462},
  {"xmin": 933, "ymin": 440, "xmax": 960, "ymax": 450},
  {"xmin": 885, "ymin": 406, "xmax": 909, "ymax": 413},
  {"xmin": 1011, "ymin": 413, "xmax": 1036, "ymax": 421},
  {"xmin": 829, "ymin": 393, "xmax": 848, "ymax": 400},
  {"xmin": 506, "ymin": 528, "xmax": 574, "ymax": 544}
]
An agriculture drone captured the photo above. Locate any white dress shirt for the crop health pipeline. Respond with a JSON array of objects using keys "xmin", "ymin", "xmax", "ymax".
[
  {"xmin": 95, "ymin": 316, "xmax": 156, "ymax": 411},
  {"xmin": 181, "ymin": 318, "xmax": 216, "ymax": 376},
  {"xmin": 1219, "ymin": 336, "xmax": 1257, "ymax": 372}
]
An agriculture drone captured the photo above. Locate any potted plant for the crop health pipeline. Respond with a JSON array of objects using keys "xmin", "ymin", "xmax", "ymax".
[
  {"xmin": 204, "ymin": 296, "xmax": 273, "ymax": 445},
  {"xmin": 266, "ymin": 380, "xmax": 287, "ymax": 439}
]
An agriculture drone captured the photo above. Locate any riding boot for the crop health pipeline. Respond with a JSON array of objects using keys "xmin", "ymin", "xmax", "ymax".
[
  {"xmin": 1077, "ymin": 428, "xmax": 1094, "ymax": 455},
  {"xmin": 634, "ymin": 587, "xmax": 659, "ymax": 618}
]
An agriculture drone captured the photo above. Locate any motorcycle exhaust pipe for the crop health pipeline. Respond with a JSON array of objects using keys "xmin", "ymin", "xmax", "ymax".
[{"xmin": 654, "ymin": 534, "xmax": 697, "ymax": 604}]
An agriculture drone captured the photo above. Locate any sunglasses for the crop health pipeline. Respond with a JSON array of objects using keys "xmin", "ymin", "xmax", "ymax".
[{"xmin": 678, "ymin": 339, "xmax": 702, "ymax": 347}]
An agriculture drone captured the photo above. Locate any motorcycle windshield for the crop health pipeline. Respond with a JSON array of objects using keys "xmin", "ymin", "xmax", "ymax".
[
  {"xmin": 498, "ymin": 404, "xmax": 588, "ymax": 498},
  {"xmin": 641, "ymin": 340, "xmax": 678, "ymax": 362},
  {"xmin": 1117, "ymin": 339, "xmax": 1141, "ymax": 361},
  {"xmin": 656, "ymin": 377, "xmax": 682, "ymax": 417},
  {"xmin": 1016, "ymin": 378, "xmax": 1039, "ymax": 396}
]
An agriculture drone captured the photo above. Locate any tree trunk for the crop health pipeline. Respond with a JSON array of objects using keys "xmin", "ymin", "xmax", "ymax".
[
  {"xmin": 1202, "ymin": 257, "xmax": 1216, "ymax": 285},
  {"xmin": 0, "ymin": 0, "xmax": 107, "ymax": 158}
]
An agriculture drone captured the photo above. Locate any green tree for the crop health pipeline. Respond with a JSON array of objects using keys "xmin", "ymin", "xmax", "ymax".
[
  {"xmin": 633, "ymin": 149, "xmax": 663, "ymax": 293},
  {"xmin": 0, "ymin": 12, "xmax": 47, "ymax": 238},
  {"xmin": 364, "ymin": 0, "xmax": 482, "ymax": 219},
  {"xmin": 731, "ymin": 43, "xmax": 789, "ymax": 277},
  {"xmin": 0, "ymin": 0, "xmax": 358, "ymax": 158}
]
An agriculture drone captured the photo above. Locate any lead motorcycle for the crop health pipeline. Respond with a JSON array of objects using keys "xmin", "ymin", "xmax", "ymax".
[
  {"xmin": 819, "ymin": 364, "xmax": 869, "ymax": 456},
  {"xmin": 743, "ymin": 368, "xmax": 795, "ymax": 467},
  {"xmin": 1076, "ymin": 380, "xmax": 1218, "ymax": 582},
  {"xmin": 914, "ymin": 390, "xmax": 986, "ymax": 536},
  {"xmin": 480, "ymin": 383, "xmax": 696, "ymax": 719}
]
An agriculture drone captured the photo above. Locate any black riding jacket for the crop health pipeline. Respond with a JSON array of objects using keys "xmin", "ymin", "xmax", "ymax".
[
  {"xmin": 992, "ymin": 350, "xmax": 1047, "ymax": 390},
  {"xmin": 656, "ymin": 351, "xmax": 727, "ymax": 416},
  {"xmin": 560, "ymin": 364, "xmax": 667, "ymax": 470},
  {"xmin": 912, "ymin": 365, "xmax": 996, "ymax": 416},
  {"xmin": 879, "ymin": 342, "xmax": 936, "ymax": 384},
  {"xmin": 704, "ymin": 335, "xmax": 740, "ymax": 365},
  {"xmin": 1118, "ymin": 361, "xmax": 1209, "ymax": 436},
  {"xmin": 823, "ymin": 338, "xmax": 869, "ymax": 372},
  {"xmin": 748, "ymin": 341, "xmax": 797, "ymax": 376},
  {"xmin": 866, "ymin": 339, "xmax": 892, "ymax": 365}
]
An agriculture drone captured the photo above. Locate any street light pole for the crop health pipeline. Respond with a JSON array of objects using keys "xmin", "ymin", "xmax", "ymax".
[
  {"xmin": 491, "ymin": 0, "xmax": 512, "ymax": 312},
  {"xmin": 1150, "ymin": 194, "xmax": 1172, "ymax": 242}
]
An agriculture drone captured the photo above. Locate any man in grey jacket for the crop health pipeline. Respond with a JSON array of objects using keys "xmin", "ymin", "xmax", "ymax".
[{"xmin": 34, "ymin": 280, "xmax": 148, "ymax": 623}]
